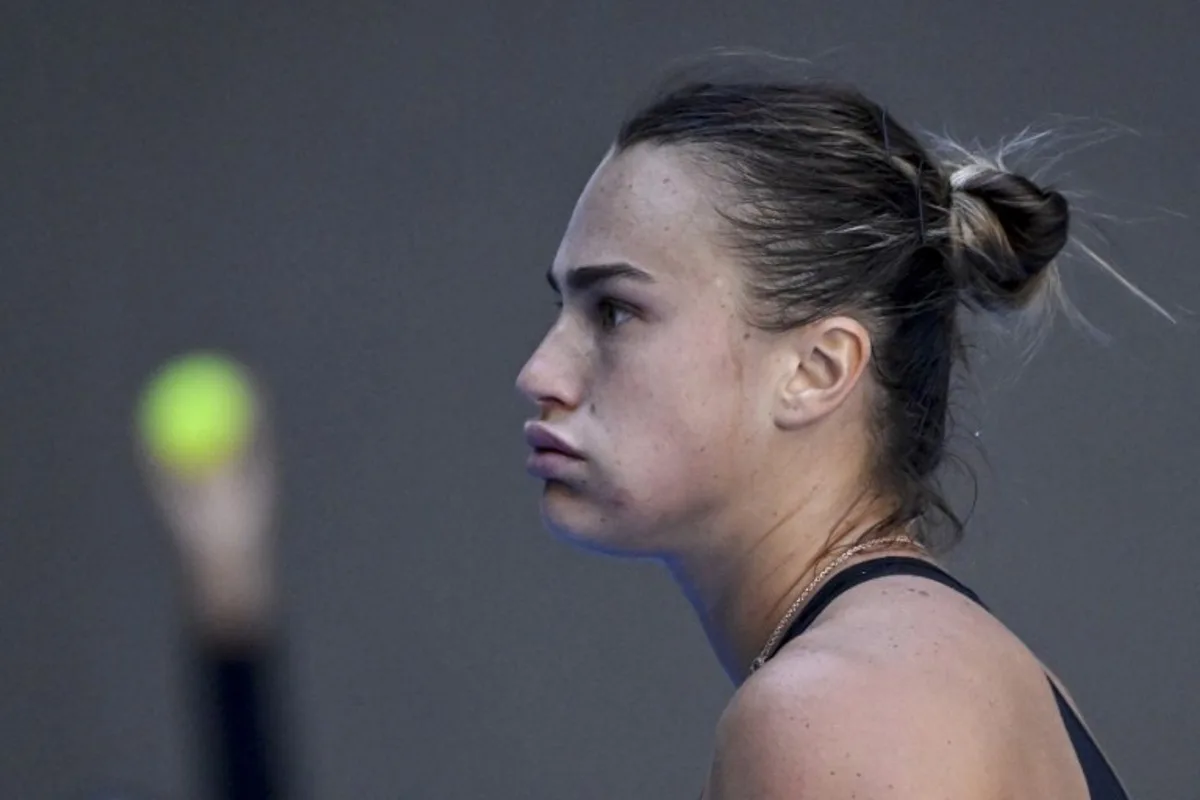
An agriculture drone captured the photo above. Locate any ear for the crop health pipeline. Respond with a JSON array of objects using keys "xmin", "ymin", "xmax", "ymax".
[{"xmin": 774, "ymin": 316, "xmax": 872, "ymax": 429}]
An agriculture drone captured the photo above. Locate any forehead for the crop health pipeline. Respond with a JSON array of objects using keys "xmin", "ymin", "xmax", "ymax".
[{"xmin": 552, "ymin": 144, "xmax": 729, "ymax": 287}]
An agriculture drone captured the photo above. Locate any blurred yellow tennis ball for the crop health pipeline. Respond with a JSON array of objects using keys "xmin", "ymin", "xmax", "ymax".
[{"xmin": 137, "ymin": 352, "xmax": 255, "ymax": 476}]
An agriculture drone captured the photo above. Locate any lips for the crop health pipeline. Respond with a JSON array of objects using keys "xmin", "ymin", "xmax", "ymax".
[{"xmin": 523, "ymin": 422, "xmax": 584, "ymax": 459}]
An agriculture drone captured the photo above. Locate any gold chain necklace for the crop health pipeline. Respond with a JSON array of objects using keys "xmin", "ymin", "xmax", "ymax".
[{"xmin": 748, "ymin": 534, "xmax": 925, "ymax": 674}]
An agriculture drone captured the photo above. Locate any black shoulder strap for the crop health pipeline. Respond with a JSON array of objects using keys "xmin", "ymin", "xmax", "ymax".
[
  {"xmin": 775, "ymin": 556, "xmax": 1130, "ymax": 799},
  {"xmin": 778, "ymin": 556, "xmax": 985, "ymax": 646}
]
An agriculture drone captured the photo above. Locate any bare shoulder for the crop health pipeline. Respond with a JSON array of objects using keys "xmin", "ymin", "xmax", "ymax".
[
  {"xmin": 704, "ymin": 574, "xmax": 1078, "ymax": 799},
  {"xmin": 706, "ymin": 649, "xmax": 995, "ymax": 799}
]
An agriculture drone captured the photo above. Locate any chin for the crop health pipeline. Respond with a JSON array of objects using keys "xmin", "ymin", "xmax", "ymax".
[{"xmin": 538, "ymin": 482, "xmax": 654, "ymax": 559}]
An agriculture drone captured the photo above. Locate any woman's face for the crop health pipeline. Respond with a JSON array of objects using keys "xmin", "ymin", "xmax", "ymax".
[{"xmin": 516, "ymin": 144, "xmax": 784, "ymax": 556}]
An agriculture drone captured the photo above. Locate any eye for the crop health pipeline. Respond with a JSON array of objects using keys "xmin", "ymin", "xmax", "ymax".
[
  {"xmin": 550, "ymin": 295, "xmax": 636, "ymax": 331},
  {"xmin": 596, "ymin": 298, "xmax": 635, "ymax": 331}
]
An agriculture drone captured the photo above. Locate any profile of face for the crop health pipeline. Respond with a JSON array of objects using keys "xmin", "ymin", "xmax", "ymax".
[{"xmin": 516, "ymin": 144, "xmax": 795, "ymax": 557}]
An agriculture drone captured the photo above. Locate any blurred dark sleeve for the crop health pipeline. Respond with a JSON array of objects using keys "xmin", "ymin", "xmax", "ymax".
[{"xmin": 195, "ymin": 640, "xmax": 289, "ymax": 800}]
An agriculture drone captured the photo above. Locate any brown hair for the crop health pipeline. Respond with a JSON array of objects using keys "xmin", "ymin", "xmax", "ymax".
[{"xmin": 615, "ymin": 77, "xmax": 1085, "ymax": 550}]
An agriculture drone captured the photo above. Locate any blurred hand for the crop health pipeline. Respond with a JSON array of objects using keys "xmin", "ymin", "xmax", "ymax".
[{"xmin": 139, "ymin": 386, "xmax": 278, "ymax": 645}]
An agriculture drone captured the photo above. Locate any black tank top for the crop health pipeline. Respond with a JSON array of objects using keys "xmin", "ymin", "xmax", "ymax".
[{"xmin": 773, "ymin": 556, "xmax": 1130, "ymax": 800}]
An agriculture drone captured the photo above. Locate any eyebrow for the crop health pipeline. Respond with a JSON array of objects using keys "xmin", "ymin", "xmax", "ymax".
[{"xmin": 545, "ymin": 262, "xmax": 656, "ymax": 295}]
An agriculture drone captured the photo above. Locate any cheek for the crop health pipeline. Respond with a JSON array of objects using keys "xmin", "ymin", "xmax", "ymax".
[{"xmin": 594, "ymin": 337, "xmax": 752, "ymax": 507}]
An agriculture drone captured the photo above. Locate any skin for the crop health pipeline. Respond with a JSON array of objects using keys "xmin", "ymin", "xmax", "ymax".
[
  {"xmin": 141, "ymin": 385, "xmax": 277, "ymax": 647},
  {"xmin": 515, "ymin": 143, "xmax": 1098, "ymax": 798}
]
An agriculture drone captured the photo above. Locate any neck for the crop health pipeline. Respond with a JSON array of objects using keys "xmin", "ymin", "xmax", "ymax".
[{"xmin": 661, "ymin": 483, "xmax": 905, "ymax": 686}]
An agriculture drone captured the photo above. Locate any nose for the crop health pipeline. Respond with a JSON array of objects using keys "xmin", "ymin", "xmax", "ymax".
[{"xmin": 515, "ymin": 329, "xmax": 580, "ymax": 413}]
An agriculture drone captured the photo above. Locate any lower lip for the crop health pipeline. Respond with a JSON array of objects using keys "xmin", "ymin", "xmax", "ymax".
[{"xmin": 525, "ymin": 449, "xmax": 584, "ymax": 479}]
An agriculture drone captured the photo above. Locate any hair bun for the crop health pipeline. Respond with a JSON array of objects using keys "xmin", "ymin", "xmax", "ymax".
[{"xmin": 946, "ymin": 164, "xmax": 1070, "ymax": 311}]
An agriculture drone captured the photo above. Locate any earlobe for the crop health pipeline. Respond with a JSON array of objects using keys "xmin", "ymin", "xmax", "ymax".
[{"xmin": 775, "ymin": 317, "xmax": 872, "ymax": 429}]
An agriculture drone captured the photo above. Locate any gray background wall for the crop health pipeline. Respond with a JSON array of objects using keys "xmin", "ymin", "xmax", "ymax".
[{"xmin": 3, "ymin": 1, "xmax": 1197, "ymax": 798}]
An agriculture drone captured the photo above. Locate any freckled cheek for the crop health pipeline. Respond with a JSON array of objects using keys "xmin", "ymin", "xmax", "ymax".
[{"xmin": 593, "ymin": 365, "xmax": 737, "ymax": 480}]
